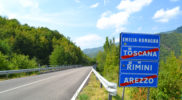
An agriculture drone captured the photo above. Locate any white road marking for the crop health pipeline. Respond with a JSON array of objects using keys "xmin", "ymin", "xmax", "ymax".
[
  {"xmin": 71, "ymin": 69, "xmax": 92, "ymax": 100},
  {"xmin": 0, "ymin": 75, "xmax": 57, "ymax": 94}
]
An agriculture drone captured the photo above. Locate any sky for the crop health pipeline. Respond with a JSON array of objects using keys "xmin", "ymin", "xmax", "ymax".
[{"xmin": 0, "ymin": 0, "xmax": 181, "ymax": 49}]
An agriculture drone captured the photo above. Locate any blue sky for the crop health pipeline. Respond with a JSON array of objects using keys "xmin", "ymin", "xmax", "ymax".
[{"xmin": 0, "ymin": 0, "xmax": 181, "ymax": 49}]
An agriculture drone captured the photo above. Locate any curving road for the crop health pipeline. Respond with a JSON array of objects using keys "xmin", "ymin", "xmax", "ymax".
[{"xmin": 0, "ymin": 66, "xmax": 92, "ymax": 100}]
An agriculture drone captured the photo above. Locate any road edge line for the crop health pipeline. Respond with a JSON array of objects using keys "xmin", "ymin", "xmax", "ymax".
[{"xmin": 71, "ymin": 68, "xmax": 92, "ymax": 100}]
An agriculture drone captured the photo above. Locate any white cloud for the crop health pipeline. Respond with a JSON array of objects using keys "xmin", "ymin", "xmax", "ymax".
[
  {"xmin": 0, "ymin": 0, "xmax": 40, "ymax": 19},
  {"xmin": 117, "ymin": 0, "xmax": 152, "ymax": 13},
  {"xmin": 74, "ymin": 34, "xmax": 104, "ymax": 49},
  {"xmin": 75, "ymin": 0, "xmax": 80, "ymax": 3},
  {"xmin": 90, "ymin": 3, "xmax": 99, "ymax": 8},
  {"xmin": 170, "ymin": 0, "xmax": 179, "ymax": 2},
  {"xmin": 97, "ymin": 0, "xmax": 152, "ymax": 32},
  {"xmin": 18, "ymin": 0, "xmax": 39, "ymax": 9},
  {"xmin": 97, "ymin": 11, "xmax": 129, "ymax": 30},
  {"xmin": 0, "ymin": 0, "xmax": 90, "ymax": 36},
  {"xmin": 153, "ymin": 6, "xmax": 180, "ymax": 23}
]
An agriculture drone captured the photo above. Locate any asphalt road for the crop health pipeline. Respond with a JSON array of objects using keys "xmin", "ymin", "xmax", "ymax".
[{"xmin": 0, "ymin": 66, "xmax": 92, "ymax": 100}]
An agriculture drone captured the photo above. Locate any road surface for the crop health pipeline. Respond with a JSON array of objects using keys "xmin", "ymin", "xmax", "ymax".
[{"xmin": 0, "ymin": 66, "xmax": 92, "ymax": 100}]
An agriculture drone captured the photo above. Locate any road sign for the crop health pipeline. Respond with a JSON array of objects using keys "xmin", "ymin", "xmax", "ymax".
[
  {"xmin": 120, "ymin": 47, "xmax": 159, "ymax": 60},
  {"xmin": 121, "ymin": 33, "xmax": 160, "ymax": 47},
  {"xmin": 120, "ymin": 61, "xmax": 158, "ymax": 74},
  {"xmin": 119, "ymin": 74, "xmax": 158, "ymax": 87},
  {"xmin": 119, "ymin": 32, "xmax": 160, "ymax": 87}
]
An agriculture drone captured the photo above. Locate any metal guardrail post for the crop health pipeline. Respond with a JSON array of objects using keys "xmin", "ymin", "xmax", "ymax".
[
  {"xmin": 108, "ymin": 93, "xmax": 112, "ymax": 100},
  {"xmin": 6, "ymin": 72, "xmax": 8, "ymax": 79},
  {"xmin": 92, "ymin": 68, "xmax": 117, "ymax": 99},
  {"xmin": 100, "ymin": 83, "xmax": 102, "ymax": 88}
]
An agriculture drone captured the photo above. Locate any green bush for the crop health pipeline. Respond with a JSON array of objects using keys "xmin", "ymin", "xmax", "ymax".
[
  {"xmin": 9, "ymin": 54, "xmax": 37, "ymax": 69},
  {"xmin": 129, "ymin": 52, "xmax": 182, "ymax": 100},
  {"xmin": 0, "ymin": 52, "xmax": 10, "ymax": 70},
  {"xmin": 96, "ymin": 37, "xmax": 182, "ymax": 100},
  {"xmin": 0, "ymin": 40, "xmax": 11, "ymax": 55},
  {"xmin": 150, "ymin": 52, "xmax": 181, "ymax": 100},
  {"xmin": 49, "ymin": 45, "xmax": 68, "ymax": 65}
]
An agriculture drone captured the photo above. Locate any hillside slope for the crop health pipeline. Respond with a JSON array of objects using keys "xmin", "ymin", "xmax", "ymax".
[{"xmin": 0, "ymin": 16, "xmax": 90, "ymax": 70}]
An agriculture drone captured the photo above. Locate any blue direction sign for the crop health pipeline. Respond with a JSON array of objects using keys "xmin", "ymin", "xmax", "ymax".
[
  {"xmin": 119, "ymin": 32, "xmax": 160, "ymax": 87},
  {"xmin": 120, "ymin": 46, "xmax": 159, "ymax": 60},
  {"xmin": 120, "ymin": 33, "xmax": 160, "ymax": 47},
  {"xmin": 119, "ymin": 74, "xmax": 158, "ymax": 87},
  {"xmin": 120, "ymin": 61, "xmax": 158, "ymax": 74}
]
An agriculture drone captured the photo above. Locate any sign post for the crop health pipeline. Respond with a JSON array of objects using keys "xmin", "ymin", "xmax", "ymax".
[
  {"xmin": 119, "ymin": 32, "xmax": 160, "ymax": 99},
  {"xmin": 147, "ymin": 87, "xmax": 150, "ymax": 100}
]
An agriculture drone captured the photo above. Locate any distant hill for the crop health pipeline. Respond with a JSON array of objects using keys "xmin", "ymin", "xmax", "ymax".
[
  {"xmin": 83, "ymin": 47, "xmax": 104, "ymax": 58},
  {"xmin": 84, "ymin": 26, "xmax": 182, "ymax": 59},
  {"xmin": 160, "ymin": 26, "xmax": 182, "ymax": 34},
  {"xmin": 174, "ymin": 26, "xmax": 182, "ymax": 33}
]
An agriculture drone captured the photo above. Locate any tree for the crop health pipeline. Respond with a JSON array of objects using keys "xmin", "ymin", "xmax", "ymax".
[
  {"xmin": 9, "ymin": 54, "xmax": 37, "ymax": 69},
  {"xmin": 0, "ymin": 52, "xmax": 10, "ymax": 70},
  {"xmin": 96, "ymin": 51, "xmax": 106, "ymax": 74},
  {"xmin": 0, "ymin": 40, "xmax": 12, "ymax": 55},
  {"xmin": 103, "ymin": 37, "xmax": 110, "ymax": 52},
  {"xmin": 150, "ymin": 52, "xmax": 181, "ymax": 100},
  {"xmin": 49, "ymin": 46, "xmax": 68, "ymax": 65}
]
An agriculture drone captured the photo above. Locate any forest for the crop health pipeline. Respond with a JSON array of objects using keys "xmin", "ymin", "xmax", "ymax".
[
  {"xmin": 0, "ymin": 16, "xmax": 93, "ymax": 71},
  {"xmin": 96, "ymin": 32, "xmax": 182, "ymax": 99}
]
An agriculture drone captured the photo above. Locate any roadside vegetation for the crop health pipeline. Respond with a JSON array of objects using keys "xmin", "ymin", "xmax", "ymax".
[
  {"xmin": 0, "ymin": 16, "xmax": 94, "ymax": 79},
  {"xmin": 80, "ymin": 33, "xmax": 182, "ymax": 100},
  {"xmin": 78, "ymin": 73, "xmax": 131, "ymax": 100}
]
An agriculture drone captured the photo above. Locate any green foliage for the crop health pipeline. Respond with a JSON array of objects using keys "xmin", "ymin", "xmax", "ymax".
[
  {"xmin": 96, "ymin": 37, "xmax": 119, "ymax": 80},
  {"xmin": 9, "ymin": 54, "xmax": 37, "ymax": 69},
  {"xmin": 126, "ymin": 52, "xmax": 182, "ymax": 100},
  {"xmin": 78, "ymin": 94, "xmax": 89, "ymax": 100},
  {"xmin": 96, "ymin": 36, "xmax": 182, "ymax": 100},
  {"xmin": 0, "ymin": 16, "xmax": 91, "ymax": 71},
  {"xmin": 0, "ymin": 52, "xmax": 10, "ymax": 70},
  {"xmin": 0, "ymin": 40, "xmax": 11, "ymax": 55},
  {"xmin": 150, "ymin": 52, "xmax": 181, "ymax": 100},
  {"xmin": 160, "ymin": 33, "xmax": 182, "ymax": 59},
  {"xmin": 103, "ymin": 42, "xmax": 119, "ymax": 80},
  {"xmin": 49, "ymin": 46, "xmax": 69, "ymax": 65},
  {"xmin": 96, "ymin": 51, "xmax": 106, "ymax": 74}
]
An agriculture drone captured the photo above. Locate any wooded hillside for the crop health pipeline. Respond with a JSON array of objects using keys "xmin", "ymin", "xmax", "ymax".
[{"xmin": 0, "ymin": 16, "xmax": 92, "ymax": 71}]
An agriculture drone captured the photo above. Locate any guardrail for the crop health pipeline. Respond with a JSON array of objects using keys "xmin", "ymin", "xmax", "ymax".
[
  {"xmin": 92, "ymin": 68, "xmax": 117, "ymax": 100},
  {"xmin": 0, "ymin": 65, "xmax": 82, "ymax": 78}
]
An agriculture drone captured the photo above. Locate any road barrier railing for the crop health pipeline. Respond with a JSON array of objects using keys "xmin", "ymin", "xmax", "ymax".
[
  {"xmin": 0, "ymin": 65, "xmax": 82, "ymax": 78},
  {"xmin": 92, "ymin": 68, "xmax": 117, "ymax": 100}
]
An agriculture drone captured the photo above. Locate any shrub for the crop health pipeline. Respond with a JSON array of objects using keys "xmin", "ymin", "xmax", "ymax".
[{"xmin": 9, "ymin": 54, "xmax": 37, "ymax": 69}]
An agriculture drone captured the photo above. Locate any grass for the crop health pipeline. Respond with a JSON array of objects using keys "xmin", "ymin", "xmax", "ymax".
[{"xmin": 77, "ymin": 73, "xmax": 131, "ymax": 100}]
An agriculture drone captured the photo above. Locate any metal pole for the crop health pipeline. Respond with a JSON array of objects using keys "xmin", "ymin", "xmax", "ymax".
[
  {"xmin": 108, "ymin": 93, "xmax": 112, "ymax": 100},
  {"xmin": 122, "ymin": 87, "xmax": 125, "ymax": 100},
  {"xmin": 6, "ymin": 73, "xmax": 8, "ymax": 79},
  {"xmin": 147, "ymin": 87, "xmax": 150, "ymax": 100},
  {"xmin": 100, "ymin": 83, "xmax": 102, "ymax": 88}
]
